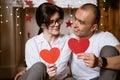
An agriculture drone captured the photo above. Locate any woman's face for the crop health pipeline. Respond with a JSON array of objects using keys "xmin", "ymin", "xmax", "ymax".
[{"xmin": 44, "ymin": 12, "xmax": 63, "ymax": 36}]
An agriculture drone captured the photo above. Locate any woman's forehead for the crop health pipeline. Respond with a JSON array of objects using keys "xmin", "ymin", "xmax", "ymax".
[{"xmin": 50, "ymin": 12, "xmax": 59, "ymax": 20}]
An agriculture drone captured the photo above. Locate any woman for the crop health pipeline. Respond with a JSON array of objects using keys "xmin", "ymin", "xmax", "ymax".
[{"xmin": 14, "ymin": 2, "xmax": 71, "ymax": 80}]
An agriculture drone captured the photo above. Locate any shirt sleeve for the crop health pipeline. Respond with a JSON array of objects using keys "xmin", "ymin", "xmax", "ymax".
[
  {"xmin": 56, "ymin": 35, "xmax": 71, "ymax": 79},
  {"xmin": 25, "ymin": 38, "xmax": 40, "ymax": 70},
  {"xmin": 100, "ymin": 32, "xmax": 120, "ymax": 47}
]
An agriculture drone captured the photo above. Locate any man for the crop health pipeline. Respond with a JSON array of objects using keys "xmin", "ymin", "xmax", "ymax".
[{"xmin": 69, "ymin": 3, "xmax": 120, "ymax": 80}]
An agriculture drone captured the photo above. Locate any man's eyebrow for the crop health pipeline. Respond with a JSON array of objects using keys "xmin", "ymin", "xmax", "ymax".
[
  {"xmin": 79, "ymin": 20, "xmax": 85, "ymax": 24},
  {"xmin": 75, "ymin": 17, "xmax": 85, "ymax": 24}
]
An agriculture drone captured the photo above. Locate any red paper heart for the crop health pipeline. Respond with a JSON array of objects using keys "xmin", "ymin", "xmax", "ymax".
[
  {"xmin": 40, "ymin": 47, "xmax": 60, "ymax": 64},
  {"xmin": 68, "ymin": 38, "xmax": 90, "ymax": 54}
]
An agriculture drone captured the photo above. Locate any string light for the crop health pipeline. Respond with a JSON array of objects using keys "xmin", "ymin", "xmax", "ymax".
[
  {"xmin": 0, "ymin": 14, "xmax": 2, "ymax": 17},
  {"xmin": 19, "ymin": 32, "xmax": 22, "ymax": 35},
  {"xmin": 70, "ymin": 14, "xmax": 73, "ymax": 17},
  {"xmin": 101, "ymin": 15, "xmax": 103, "ymax": 18},
  {"xmin": 6, "ymin": 6, "xmax": 8, "ymax": 8},
  {"xmin": 16, "ymin": 8, "xmax": 19, "ymax": 11},
  {"xmin": 16, "ymin": 23, "xmax": 19, "ymax": 26},
  {"xmin": 100, "ymin": 23, "xmax": 103, "ymax": 26},
  {"xmin": 15, "ymin": 7, "xmax": 22, "ymax": 35},
  {"xmin": 17, "ymin": 15, "xmax": 20, "ymax": 18},
  {"xmin": 10, "ymin": 13, "xmax": 13, "ymax": 16},
  {"xmin": 0, "ymin": 3, "xmax": 14, "ymax": 24},
  {"xmin": 1, "ymin": 21, "xmax": 3, "ymax": 24},
  {"xmin": 5, "ymin": 20, "xmax": 8, "ymax": 23},
  {"xmin": 16, "ymin": 8, "xmax": 19, "ymax": 27},
  {"xmin": 0, "ymin": 5, "xmax": 2, "ymax": 24},
  {"xmin": 103, "ymin": 8, "xmax": 106, "ymax": 11}
]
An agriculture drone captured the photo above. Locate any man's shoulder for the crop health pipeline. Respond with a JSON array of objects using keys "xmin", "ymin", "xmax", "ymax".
[{"xmin": 94, "ymin": 30, "xmax": 113, "ymax": 37}]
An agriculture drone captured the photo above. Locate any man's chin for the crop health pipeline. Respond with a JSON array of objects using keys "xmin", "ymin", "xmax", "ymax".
[{"xmin": 74, "ymin": 31, "xmax": 79, "ymax": 35}]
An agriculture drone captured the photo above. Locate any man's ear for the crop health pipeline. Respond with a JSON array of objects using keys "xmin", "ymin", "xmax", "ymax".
[{"xmin": 91, "ymin": 24, "xmax": 98, "ymax": 32}]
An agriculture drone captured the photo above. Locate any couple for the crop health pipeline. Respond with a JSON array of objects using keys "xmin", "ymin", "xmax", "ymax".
[{"xmin": 14, "ymin": 2, "xmax": 120, "ymax": 80}]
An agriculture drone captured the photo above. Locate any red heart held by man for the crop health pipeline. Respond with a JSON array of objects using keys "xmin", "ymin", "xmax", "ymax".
[
  {"xmin": 40, "ymin": 47, "xmax": 60, "ymax": 64},
  {"xmin": 68, "ymin": 38, "xmax": 90, "ymax": 54}
]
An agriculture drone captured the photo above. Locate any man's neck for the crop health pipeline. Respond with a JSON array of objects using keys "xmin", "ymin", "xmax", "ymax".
[{"xmin": 76, "ymin": 32, "xmax": 94, "ymax": 39}]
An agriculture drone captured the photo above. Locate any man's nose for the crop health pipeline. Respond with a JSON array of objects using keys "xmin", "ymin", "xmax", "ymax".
[{"xmin": 72, "ymin": 20, "xmax": 78, "ymax": 27}]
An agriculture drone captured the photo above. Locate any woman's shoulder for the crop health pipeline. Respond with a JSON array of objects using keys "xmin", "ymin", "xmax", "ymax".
[{"xmin": 26, "ymin": 34, "xmax": 42, "ymax": 45}]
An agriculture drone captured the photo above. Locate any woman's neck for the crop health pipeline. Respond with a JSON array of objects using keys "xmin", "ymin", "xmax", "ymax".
[{"xmin": 43, "ymin": 31, "xmax": 59, "ymax": 46}]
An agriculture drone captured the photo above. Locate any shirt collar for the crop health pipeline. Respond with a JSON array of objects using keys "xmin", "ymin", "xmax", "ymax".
[{"xmin": 35, "ymin": 33, "xmax": 62, "ymax": 45}]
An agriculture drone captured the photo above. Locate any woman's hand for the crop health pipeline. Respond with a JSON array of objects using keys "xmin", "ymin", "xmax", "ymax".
[
  {"xmin": 47, "ymin": 64, "xmax": 57, "ymax": 79},
  {"xmin": 14, "ymin": 69, "xmax": 26, "ymax": 80}
]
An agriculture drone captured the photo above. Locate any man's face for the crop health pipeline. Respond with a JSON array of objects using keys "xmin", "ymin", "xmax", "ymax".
[{"xmin": 73, "ymin": 8, "xmax": 97, "ymax": 39}]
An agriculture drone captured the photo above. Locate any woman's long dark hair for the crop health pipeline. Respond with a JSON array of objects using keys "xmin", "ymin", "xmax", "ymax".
[{"xmin": 36, "ymin": 2, "xmax": 64, "ymax": 34}]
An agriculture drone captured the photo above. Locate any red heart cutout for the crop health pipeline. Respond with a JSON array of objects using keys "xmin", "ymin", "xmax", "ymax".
[
  {"xmin": 40, "ymin": 47, "xmax": 60, "ymax": 64},
  {"xmin": 68, "ymin": 38, "xmax": 90, "ymax": 54}
]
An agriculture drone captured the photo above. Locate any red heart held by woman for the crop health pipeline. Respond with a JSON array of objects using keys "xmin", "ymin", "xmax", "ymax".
[
  {"xmin": 40, "ymin": 47, "xmax": 60, "ymax": 64},
  {"xmin": 68, "ymin": 38, "xmax": 90, "ymax": 54}
]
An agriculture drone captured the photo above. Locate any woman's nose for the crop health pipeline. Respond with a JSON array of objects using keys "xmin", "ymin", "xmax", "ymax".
[{"xmin": 54, "ymin": 22, "xmax": 59, "ymax": 27}]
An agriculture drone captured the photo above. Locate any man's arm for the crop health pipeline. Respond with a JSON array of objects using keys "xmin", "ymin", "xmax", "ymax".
[
  {"xmin": 106, "ymin": 56, "xmax": 120, "ymax": 70},
  {"xmin": 102, "ymin": 45, "xmax": 120, "ymax": 70},
  {"xmin": 77, "ymin": 45, "xmax": 120, "ymax": 70}
]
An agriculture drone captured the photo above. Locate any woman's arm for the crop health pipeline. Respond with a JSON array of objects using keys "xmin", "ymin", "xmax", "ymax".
[{"xmin": 14, "ymin": 69, "xmax": 26, "ymax": 80}]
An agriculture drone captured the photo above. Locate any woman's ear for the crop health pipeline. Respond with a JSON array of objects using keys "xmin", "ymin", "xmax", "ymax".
[{"xmin": 41, "ymin": 24, "xmax": 46, "ymax": 29}]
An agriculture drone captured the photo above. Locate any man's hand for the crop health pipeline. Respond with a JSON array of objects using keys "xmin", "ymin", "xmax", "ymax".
[
  {"xmin": 14, "ymin": 69, "xmax": 26, "ymax": 80},
  {"xmin": 47, "ymin": 64, "xmax": 57, "ymax": 78},
  {"xmin": 77, "ymin": 53, "xmax": 100, "ymax": 68}
]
